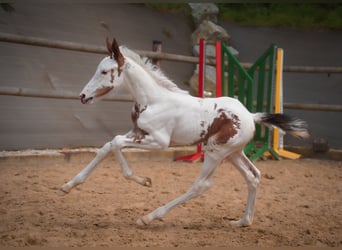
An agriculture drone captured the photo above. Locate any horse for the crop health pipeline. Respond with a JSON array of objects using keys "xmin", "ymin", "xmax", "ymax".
[{"xmin": 60, "ymin": 38, "xmax": 309, "ymax": 227}]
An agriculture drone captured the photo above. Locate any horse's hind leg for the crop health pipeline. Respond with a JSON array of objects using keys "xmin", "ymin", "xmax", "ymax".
[
  {"xmin": 228, "ymin": 151, "xmax": 261, "ymax": 227},
  {"xmin": 136, "ymin": 153, "xmax": 221, "ymax": 226}
]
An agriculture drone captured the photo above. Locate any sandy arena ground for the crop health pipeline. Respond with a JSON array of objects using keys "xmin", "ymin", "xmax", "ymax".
[{"xmin": 0, "ymin": 152, "xmax": 341, "ymax": 247}]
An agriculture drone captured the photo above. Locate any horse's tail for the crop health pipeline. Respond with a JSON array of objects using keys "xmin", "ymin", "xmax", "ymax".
[{"xmin": 253, "ymin": 113, "xmax": 309, "ymax": 139}]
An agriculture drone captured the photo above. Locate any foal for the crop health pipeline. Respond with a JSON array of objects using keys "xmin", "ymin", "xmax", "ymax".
[{"xmin": 61, "ymin": 38, "xmax": 308, "ymax": 227}]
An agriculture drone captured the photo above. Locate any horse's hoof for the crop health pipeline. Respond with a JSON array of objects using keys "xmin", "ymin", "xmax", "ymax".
[
  {"xmin": 142, "ymin": 177, "xmax": 152, "ymax": 187},
  {"xmin": 136, "ymin": 216, "xmax": 149, "ymax": 226},
  {"xmin": 58, "ymin": 184, "xmax": 70, "ymax": 196},
  {"xmin": 230, "ymin": 219, "xmax": 252, "ymax": 227},
  {"xmin": 57, "ymin": 189, "xmax": 69, "ymax": 196}
]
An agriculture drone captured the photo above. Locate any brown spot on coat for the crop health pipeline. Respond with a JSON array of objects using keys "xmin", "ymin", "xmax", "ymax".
[
  {"xmin": 129, "ymin": 103, "xmax": 149, "ymax": 143},
  {"xmin": 208, "ymin": 112, "xmax": 239, "ymax": 144},
  {"xmin": 194, "ymin": 110, "xmax": 240, "ymax": 145}
]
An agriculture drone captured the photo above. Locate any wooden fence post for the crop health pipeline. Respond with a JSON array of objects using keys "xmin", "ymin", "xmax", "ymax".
[{"xmin": 152, "ymin": 40, "xmax": 162, "ymax": 67}]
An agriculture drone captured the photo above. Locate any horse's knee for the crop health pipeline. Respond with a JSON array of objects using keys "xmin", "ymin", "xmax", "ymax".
[
  {"xmin": 97, "ymin": 142, "xmax": 112, "ymax": 156},
  {"xmin": 109, "ymin": 136, "xmax": 125, "ymax": 151}
]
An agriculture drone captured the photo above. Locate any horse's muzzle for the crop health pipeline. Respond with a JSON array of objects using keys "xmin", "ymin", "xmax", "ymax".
[{"xmin": 80, "ymin": 94, "xmax": 93, "ymax": 104}]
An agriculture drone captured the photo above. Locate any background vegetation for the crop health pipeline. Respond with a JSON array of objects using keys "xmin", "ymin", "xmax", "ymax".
[
  {"xmin": 217, "ymin": 3, "xmax": 342, "ymax": 30},
  {"xmin": 2, "ymin": 3, "xmax": 341, "ymax": 30},
  {"xmin": 145, "ymin": 3, "xmax": 342, "ymax": 30}
]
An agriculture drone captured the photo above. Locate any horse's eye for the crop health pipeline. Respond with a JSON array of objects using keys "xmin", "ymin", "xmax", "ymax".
[{"xmin": 101, "ymin": 70, "xmax": 108, "ymax": 75}]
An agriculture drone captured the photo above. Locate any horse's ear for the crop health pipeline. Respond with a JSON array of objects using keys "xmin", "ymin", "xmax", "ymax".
[
  {"xmin": 111, "ymin": 38, "xmax": 125, "ymax": 76},
  {"xmin": 106, "ymin": 37, "xmax": 113, "ymax": 57}
]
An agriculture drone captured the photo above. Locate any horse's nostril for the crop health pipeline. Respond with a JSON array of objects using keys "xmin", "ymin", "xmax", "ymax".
[{"xmin": 80, "ymin": 94, "xmax": 86, "ymax": 99}]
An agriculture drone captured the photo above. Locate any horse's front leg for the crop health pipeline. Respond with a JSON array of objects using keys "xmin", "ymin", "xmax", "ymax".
[
  {"xmin": 110, "ymin": 133, "xmax": 169, "ymax": 187},
  {"xmin": 60, "ymin": 141, "xmax": 112, "ymax": 194},
  {"xmin": 114, "ymin": 149, "xmax": 152, "ymax": 187},
  {"xmin": 60, "ymin": 131, "xmax": 167, "ymax": 194},
  {"xmin": 110, "ymin": 137, "xmax": 152, "ymax": 187}
]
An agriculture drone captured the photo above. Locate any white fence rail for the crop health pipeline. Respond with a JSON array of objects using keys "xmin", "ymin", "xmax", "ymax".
[{"xmin": 0, "ymin": 32, "xmax": 341, "ymax": 112}]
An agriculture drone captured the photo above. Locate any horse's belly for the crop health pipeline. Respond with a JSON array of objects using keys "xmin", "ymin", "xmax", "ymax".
[{"xmin": 170, "ymin": 116, "xmax": 203, "ymax": 145}]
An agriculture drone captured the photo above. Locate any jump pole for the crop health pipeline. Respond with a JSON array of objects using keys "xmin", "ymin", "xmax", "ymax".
[
  {"xmin": 215, "ymin": 41, "xmax": 222, "ymax": 98},
  {"xmin": 175, "ymin": 38, "xmax": 205, "ymax": 162},
  {"xmin": 272, "ymin": 48, "xmax": 301, "ymax": 159}
]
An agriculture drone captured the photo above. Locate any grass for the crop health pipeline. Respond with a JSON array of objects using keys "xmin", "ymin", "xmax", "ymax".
[
  {"xmin": 2, "ymin": 3, "xmax": 341, "ymax": 30},
  {"xmin": 217, "ymin": 3, "xmax": 342, "ymax": 30},
  {"xmin": 144, "ymin": 3, "xmax": 342, "ymax": 30},
  {"xmin": 144, "ymin": 3, "xmax": 191, "ymax": 15}
]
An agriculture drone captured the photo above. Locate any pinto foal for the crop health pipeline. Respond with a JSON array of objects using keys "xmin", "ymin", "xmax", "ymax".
[{"xmin": 61, "ymin": 38, "xmax": 308, "ymax": 227}]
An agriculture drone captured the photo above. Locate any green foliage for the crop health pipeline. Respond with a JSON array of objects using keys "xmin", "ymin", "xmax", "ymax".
[
  {"xmin": 217, "ymin": 3, "xmax": 342, "ymax": 30},
  {"xmin": 0, "ymin": 3, "xmax": 15, "ymax": 13},
  {"xmin": 144, "ymin": 3, "xmax": 341, "ymax": 30},
  {"xmin": 144, "ymin": 3, "xmax": 191, "ymax": 15}
]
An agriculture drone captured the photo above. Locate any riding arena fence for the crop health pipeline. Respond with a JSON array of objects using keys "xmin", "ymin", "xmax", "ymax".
[
  {"xmin": 0, "ymin": 32, "xmax": 341, "ymax": 112},
  {"xmin": 0, "ymin": 32, "xmax": 342, "ymax": 159}
]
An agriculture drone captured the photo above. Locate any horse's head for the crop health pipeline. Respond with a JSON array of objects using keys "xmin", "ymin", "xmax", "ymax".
[{"xmin": 80, "ymin": 38, "xmax": 125, "ymax": 104}]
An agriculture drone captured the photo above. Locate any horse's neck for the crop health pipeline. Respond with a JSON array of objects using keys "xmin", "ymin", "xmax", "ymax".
[{"xmin": 124, "ymin": 58, "xmax": 167, "ymax": 104}]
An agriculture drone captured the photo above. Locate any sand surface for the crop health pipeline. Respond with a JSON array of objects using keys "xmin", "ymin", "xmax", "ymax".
[{"xmin": 0, "ymin": 154, "xmax": 341, "ymax": 247}]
